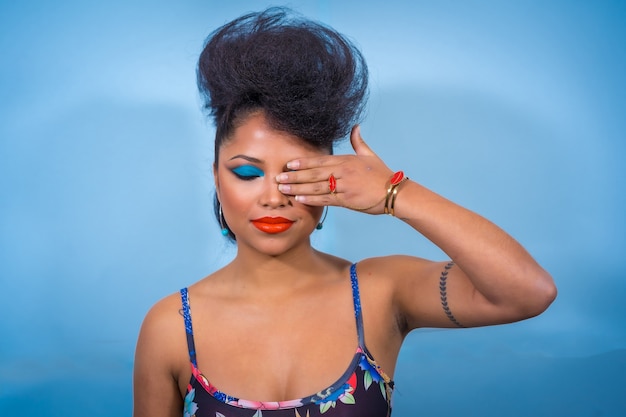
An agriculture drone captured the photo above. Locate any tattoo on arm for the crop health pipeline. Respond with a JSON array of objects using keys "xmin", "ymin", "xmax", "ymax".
[{"xmin": 439, "ymin": 261, "xmax": 466, "ymax": 328}]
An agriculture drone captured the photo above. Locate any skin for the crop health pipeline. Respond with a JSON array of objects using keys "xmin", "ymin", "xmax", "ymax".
[{"xmin": 133, "ymin": 111, "xmax": 557, "ymax": 417}]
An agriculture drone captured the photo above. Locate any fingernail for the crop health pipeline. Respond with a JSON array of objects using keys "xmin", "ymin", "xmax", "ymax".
[
  {"xmin": 295, "ymin": 195, "xmax": 305, "ymax": 203},
  {"xmin": 286, "ymin": 160, "xmax": 300, "ymax": 169},
  {"xmin": 275, "ymin": 173, "xmax": 288, "ymax": 182},
  {"xmin": 277, "ymin": 184, "xmax": 290, "ymax": 193}
]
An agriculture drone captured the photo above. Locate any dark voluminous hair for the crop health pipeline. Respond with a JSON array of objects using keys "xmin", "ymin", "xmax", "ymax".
[
  {"xmin": 197, "ymin": 7, "xmax": 369, "ymax": 239},
  {"xmin": 198, "ymin": 6, "xmax": 369, "ymax": 155}
]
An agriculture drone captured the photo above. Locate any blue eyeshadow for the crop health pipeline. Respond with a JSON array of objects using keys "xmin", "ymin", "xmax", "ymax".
[{"xmin": 232, "ymin": 165, "xmax": 264, "ymax": 177}]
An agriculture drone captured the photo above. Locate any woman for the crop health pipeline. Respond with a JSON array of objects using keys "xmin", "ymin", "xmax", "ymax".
[{"xmin": 133, "ymin": 7, "xmax": 556, "ymax": 417}]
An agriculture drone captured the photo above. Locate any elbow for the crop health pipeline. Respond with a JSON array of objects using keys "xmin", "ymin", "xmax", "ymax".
[{"xmin": 520, "ymin": 270, "xmax": 558, "ymax": 319}]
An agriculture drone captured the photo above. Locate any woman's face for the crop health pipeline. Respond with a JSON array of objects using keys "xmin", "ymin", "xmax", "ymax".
[{"xmin": 214, "ymin": 112, "xmax": 327, "ymax": 256}]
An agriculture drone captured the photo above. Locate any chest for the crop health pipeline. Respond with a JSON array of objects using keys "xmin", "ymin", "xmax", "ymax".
[{"xmin": 188, "ymin": 288, "xmax": 361, "ymax": 401}]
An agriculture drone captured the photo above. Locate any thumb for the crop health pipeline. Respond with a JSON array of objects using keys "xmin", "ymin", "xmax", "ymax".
[{"xmin": 350, "ymin": 125, "xmax": 375, "ymax": 156}]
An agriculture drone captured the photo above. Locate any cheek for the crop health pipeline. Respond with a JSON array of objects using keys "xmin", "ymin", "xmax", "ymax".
[
  {"xmin": 220, "ymin": 189, "xmax": 247, "ymax": 213},
  {"xmin": 218, "ymin": 185, "xmax": 250, "ymax": 227}
]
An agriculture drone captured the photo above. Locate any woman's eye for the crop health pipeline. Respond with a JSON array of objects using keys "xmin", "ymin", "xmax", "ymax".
[{"xmin": 231, "ymin": 165, "xmax": 265, "ymax": 180}]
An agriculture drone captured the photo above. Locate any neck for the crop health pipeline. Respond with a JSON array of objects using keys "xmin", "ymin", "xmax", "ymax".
[{"xmin": 225, "ymin": 242, "xmax": 328, "ymax": 293}]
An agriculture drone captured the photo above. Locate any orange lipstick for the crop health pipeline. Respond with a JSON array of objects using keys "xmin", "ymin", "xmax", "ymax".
[{"xmin": 251, "ymin": 217, "xmax": 295, "ymax": 234}]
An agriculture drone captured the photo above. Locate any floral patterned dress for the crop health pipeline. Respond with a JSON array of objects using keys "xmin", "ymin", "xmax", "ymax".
[{"xmin": 180, "ymin": 264, "xmax": 394, "ymax": 417}]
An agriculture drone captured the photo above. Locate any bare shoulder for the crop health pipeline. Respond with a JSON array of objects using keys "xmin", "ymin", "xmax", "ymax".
[
  {"xmin": 355, "ymin": 255, "xmax": 454, "ymax": 331},
  {"xmin": 135, "ymin": 291, "xmax": 189, "ymax": 378},
  {"xmin": 354, "ymin": 254, "xmax": 448, "ymax": 306},
  {"xmin": 139, "ymin": 291, "xmax": 186, "ymax": 344},
  {"xmin": 356, "ymin": 254, "xmax": 442, "ymax": 282},
  {"xmin": 134, "ymin": 291, "xmax": 188, "ymax": 417}
]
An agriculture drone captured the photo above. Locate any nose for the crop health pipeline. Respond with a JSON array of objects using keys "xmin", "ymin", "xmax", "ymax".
[{"xmin": 259, "ymin": 176, "xmax": 291, "ymax": 208}]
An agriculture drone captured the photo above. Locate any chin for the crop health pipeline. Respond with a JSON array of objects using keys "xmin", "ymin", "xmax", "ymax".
[{"xmin": 242, "ymin": 234, "xmax": 312, "ymax": 257}]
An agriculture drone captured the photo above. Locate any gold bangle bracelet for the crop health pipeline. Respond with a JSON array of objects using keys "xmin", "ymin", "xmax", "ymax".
[
  {"xmin": 384, "ymin": 172, "xmax": 409, "ymax": 216},
  {"xmin": 388, "ymin": 177, "xmax": 409, "ymax": 216}
]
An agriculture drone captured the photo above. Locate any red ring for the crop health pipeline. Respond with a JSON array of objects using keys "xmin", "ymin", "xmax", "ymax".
[{"xmin": 328, "ymin": 174, "xmax": 337, "ymax": 193}]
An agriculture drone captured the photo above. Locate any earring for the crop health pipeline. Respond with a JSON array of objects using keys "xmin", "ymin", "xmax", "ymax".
[
  {"xmin": 316, "ymin": 206, "xmax": 328, "ymax": 230},
  {"xmin": 218, "ymin": 203, "xmax": 229, "ymax": 236}
]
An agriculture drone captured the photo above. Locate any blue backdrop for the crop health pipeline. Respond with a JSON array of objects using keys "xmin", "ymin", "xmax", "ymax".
[{"xmin": 1, "ymin": 1, "xmax": 625, "ymax": 416}]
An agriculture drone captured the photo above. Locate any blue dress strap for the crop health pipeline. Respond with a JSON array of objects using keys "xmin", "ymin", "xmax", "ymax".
[
  {"xmin": 180, "ymin": 287, "xmax": 198, "ymax": 367},
  {"xmin": 349, "ymin": 263, "xmax": 366, "ymax": 348}
]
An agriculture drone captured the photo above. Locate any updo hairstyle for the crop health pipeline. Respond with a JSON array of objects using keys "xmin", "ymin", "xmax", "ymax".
[{"xmin": 197, "ymin": 7, "xmax": 369, "ymax": 240}]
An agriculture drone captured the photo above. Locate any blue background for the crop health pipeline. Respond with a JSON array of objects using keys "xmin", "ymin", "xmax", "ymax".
[{"xmin": 1, "ymin": 1, "xmax": 625, "ymax": 416}]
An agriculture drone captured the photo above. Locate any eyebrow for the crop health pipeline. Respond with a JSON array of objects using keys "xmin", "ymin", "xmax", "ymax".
[{"xmin": 228, "ymin": 154, "xmax": 263, "ymax": 163}]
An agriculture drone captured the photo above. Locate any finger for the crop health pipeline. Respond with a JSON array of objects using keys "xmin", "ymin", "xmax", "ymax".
[
  {"xmin": 350, "ymin": 125, "xmax": 375, "ymax": 156},
  {"xmin": 275, "ymin": 167, "xmax": 332, "ymax": 184},
  {"xmin": 277, "ymin": 180, "xmax": 331, "ymax": 196},
  {"xmin": 285, "ymin": 154, "xmax": 349, "ymax": 171},
  {"xmin": 294, "ymin": 194, "xmax": 340, "ymax": 206}
]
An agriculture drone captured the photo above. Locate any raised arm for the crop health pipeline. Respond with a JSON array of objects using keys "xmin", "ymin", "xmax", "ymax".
[
  {"xmin": 388, "ymin": 177, "xmax": 556, "ymax": 329},
  {"xmin": 275, "ymin": 126, "xmax": 557, "ymax": 331}
]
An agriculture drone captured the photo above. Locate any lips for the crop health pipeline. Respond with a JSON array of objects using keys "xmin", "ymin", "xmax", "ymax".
[{"xmin": 251, "ymin": 217, "xmax": 295, "ymax": 234}]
